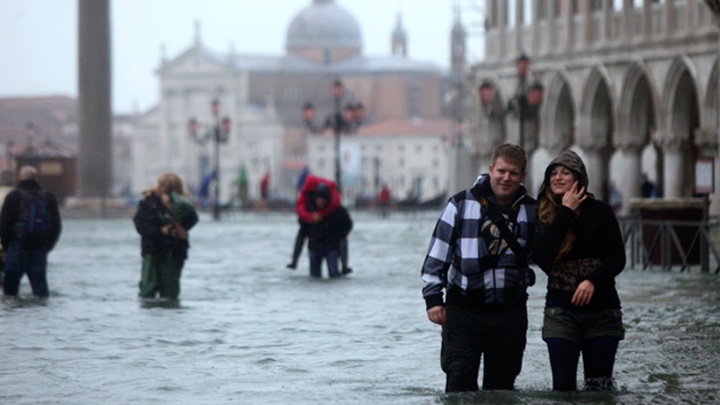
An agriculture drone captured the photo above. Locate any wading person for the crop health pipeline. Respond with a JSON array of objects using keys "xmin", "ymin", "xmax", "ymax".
[
  {"xmin": 0, "ymin": 166, "xmax": 62, "ymax": 297},
  {"xmin": 134, "ymin": 173, "xmax": 198, "ymax": 300},
  {"xmin": 306, "ymin": 183, "xmax": 352, "ymax": 279},
  {"xmin": 533, "ymin": 150, "xmax": 625, "ymax": 391},
  {"xmin": 287, "ymin": 175, "xmax": 351, "ymax": 274},
  {"xmin": 0, "ymin": 170, "xmax": 17, "ymax": 287},
  {"xmin": 421, "ymin": 143, "xmax": 537, "ymax": 392}
]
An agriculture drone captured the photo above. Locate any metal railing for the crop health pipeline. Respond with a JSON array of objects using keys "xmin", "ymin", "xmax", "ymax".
[{"xmin": 618, "ymin": 216, "xmax": 720, "ymax": 274}]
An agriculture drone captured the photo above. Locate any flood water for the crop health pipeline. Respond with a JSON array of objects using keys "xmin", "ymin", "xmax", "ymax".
[{"xmin": 1, "ymin": 210, "xmax": 719, "ymax": 404}]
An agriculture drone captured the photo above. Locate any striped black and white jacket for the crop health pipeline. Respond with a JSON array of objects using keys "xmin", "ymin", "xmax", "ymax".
[{"xmin": 421, "ymin": 174, "xmax": 537, "ymax": 310}]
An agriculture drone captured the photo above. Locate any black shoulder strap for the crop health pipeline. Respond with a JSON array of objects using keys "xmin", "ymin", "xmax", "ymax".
[{"xmin": 485, "ymin": 203, "xmax": 528, "ymax": 269}]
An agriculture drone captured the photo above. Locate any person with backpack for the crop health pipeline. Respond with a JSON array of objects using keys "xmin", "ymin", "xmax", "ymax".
[
  {"xmin": 420, "ymin": 143, "xmax": 537, "ymax": 392},
  {"xmin": 0, "ymin": 166, "xmax": 62, "ymax": 298}
]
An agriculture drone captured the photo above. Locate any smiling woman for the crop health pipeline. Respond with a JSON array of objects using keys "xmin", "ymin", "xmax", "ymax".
[{"xmin": 533, "ymin": 149, "xmax": 627, "ymax": 392}]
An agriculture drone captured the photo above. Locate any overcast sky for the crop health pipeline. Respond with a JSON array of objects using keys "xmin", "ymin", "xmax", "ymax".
[{"xmin": 0, "ymin": 0, "xmax": 486, "ymax": 114}]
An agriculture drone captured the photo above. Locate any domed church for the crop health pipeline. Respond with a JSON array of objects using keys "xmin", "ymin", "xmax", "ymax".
[{"xmin": 130, "ymin": 0, "xmax": 454, "ymax": 204}]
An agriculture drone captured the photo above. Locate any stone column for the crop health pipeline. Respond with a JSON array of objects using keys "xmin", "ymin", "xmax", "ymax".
[
  {"xmin": 695, "ymin": 127, "xmax": 720, "ymax": 215},
  {"xmin": 603, "ymin": 0, "xmax": 613, "ymax": 42},
  {"xmin": 531, "ymin": 0, "xmax": 542, "ymax": 53},
  {"xmin": 576, "ymin": 119, "xmax": 607, "ymax": 199},
  {"xmin": 622, "ymin": 0, "xmax": 634, "ymax": 40},
  {"xmin": 498, "ymin": 0, "xmax": 507, "ymax": 58},
  {"xmin": 618, "ymin": 143, "xmax": 643, "ymax": 215},
  {"xmin": 687, "ymin": 0, "xmax": 698, "ymax": 34},
  {"xmin": 665, "ymin": 0, "xmax": 676, "ymax": 36},
  {"xmin": 582, "ymin": 150, "xmax": 606, "ymax": 199},
  {"xmin": 643, "ymin": 0, "xmax": 653, "ymax": 40},
  {"xmin": 515, "ymin": 0, "xmax": 524, "ymax": 54},
  {"xmin": 78, "ymin": 0, "xmax": 111, "ymax": 198},
  {"xmin": 565, "ymin": 0, "xmax": 576, "ymax": 50},
  {"xmin": 662, "ymin": 138, "xmax": 685, "ymax": 198},
  {"xmin": 583, "ymin": 0, "xmax": 593, "ymax": 47},
  {"xmin": 549, "ymin": 0, "xmax": 558, "ymax": 53}
]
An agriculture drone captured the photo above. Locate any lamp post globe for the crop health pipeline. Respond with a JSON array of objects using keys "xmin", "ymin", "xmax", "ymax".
[
  {"xmin": 478, "ymin": 54, "xmax": 543, "ymax": 150},
  {"xmin": 302, "ymin": 80, "xmax": 364, "ymax": 195}
]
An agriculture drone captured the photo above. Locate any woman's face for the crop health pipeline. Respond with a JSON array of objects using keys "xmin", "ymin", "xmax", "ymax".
[
  {"xmin": 548, "ymin": 165, "xmax": 577, "ymax": 196},
  {"xmin": 156, "ymin": 180, "xmax": 167, "ymax": 195}
]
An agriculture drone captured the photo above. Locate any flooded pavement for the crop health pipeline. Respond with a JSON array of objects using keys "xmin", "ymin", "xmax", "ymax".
[{"xmin": 0, "ymin": 211, "xmax": 718, "ymax": 404}]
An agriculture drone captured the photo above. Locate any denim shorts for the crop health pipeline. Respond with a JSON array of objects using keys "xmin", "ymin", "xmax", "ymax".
[{"xmin": 542, "ymin": 307, "xmax": 625, "ymax": 344}]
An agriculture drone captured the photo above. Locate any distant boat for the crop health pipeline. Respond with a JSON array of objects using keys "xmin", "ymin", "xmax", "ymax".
[{"xmin": 396, "ymin": 192, "xmax": 446, "ymax": 209}]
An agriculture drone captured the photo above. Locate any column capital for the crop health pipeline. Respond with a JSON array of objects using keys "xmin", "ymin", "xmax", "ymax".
[
  {"xmin": 694, "ymin": 127, "xmax": 719, "ymax": 151},
  {"xmin": 575, "ymin": 124, "xmax": 608, "ymax": 152},
  {"xmin": 657, "ymin": 135, "xmax": 685, "ymax": 151},
  {"xmin": 613, "ymin": 132, "xmax": 644, "ymax": 152}
]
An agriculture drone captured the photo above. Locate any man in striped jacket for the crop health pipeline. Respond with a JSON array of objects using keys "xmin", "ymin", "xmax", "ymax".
[{"xmin": 421, "ymin": 143, "xmax": 537, "ymax": 392}]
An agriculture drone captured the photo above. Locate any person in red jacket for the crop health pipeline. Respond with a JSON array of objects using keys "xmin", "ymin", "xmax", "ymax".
[
  {"xmin": 287, "ymin": 175, "xmax": 351, "ymax": 274},
  {"xmin": 305, "ymin": 183, "xmax": 353, "ymax": 278}
]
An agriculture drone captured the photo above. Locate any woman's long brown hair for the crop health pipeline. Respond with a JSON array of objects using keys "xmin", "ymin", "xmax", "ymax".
[{"xmin": 157, "ymin": 173, "xmax": 189, "ymax": 197}]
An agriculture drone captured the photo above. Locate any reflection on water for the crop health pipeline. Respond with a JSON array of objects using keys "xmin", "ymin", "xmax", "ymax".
[{"xmin": 0, "ymin": 211, "xmax": 718, "ymax": 404}]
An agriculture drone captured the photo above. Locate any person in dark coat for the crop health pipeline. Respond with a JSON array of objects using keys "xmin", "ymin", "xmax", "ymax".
[
  {"xmin": 533, "ymin": 150, "xmax": 626, "ymax": 391},
  {"xmin": 305, "ymin": 183, "xmax": 352, "ymax": 279},
  {"xmin": 287, "ymin": 175, "xmax": 351, "ymax": 273},
  {"xmin": 0, "ymin": 166, "xmax": 62, "ymax": 297},
  {"xmin": 134, "ymin": 173, "xmax": 198, "ymax": 300}
]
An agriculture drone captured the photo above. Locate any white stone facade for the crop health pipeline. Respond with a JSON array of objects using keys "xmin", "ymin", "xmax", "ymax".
[
  {"xmin": 305, "ymin": 119, "xmax": 452, "ymax": 203},
  {"xmin": 131, "ymin": 45, "xmax": 284, "ymax": 203},
  {"xmin": 471, "ymin": 0, "xmax": 720, "ymax": 215}
]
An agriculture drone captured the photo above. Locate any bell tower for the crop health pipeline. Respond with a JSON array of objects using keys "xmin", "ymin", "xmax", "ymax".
[
  {"xmin": 450, "ymin": 1, "xmax": 466, "ymax": 74},
  {"xmin": 391, "ymin": 13, "xmax": 407, "ymax": 57}
]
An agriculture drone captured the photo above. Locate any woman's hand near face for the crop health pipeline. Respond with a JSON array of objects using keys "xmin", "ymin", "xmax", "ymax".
[{"xmin": 561, "ymin": 181, "xmax": 587, "ymax": 211}]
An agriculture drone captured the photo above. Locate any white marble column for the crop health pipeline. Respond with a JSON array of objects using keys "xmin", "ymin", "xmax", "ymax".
[
  {"xmin": 515, "ymin": 0, "xmax": 524, "ymax": 54},
  {"xmin": 642, "ymin": 0, "xmax": 653, "ymax": 40},
  {"xmin": 622, "ymin": 0, "xmax": 634, "ymax": 40},
  {"xmin": 619, "ymin": 146, "xmax": 642, "ymax": 215},
  {"xmin": 564, "ymin": 0, "xmax": 575, "ymax": 50},
  {"xmin": 695, "ymin": 128, "xmax": 720, "ymax": 215},
  {"xmin": 602, "ymin": 0, "xmax": 613, "ymax": 42},
  {"xmin": 662, "ymin": 140, "xmax": 685, "ymax": 198},
  {"xmin": 549, "ymin": 0, "xmax": 558, "ymax": 52},
  {"xmin": 583, "ymin": 149, "xmax": 606, "ymax": 198},
  {"xmin": 532, "ymin": 0, "xmax": 542, "ymax": 54},
  {"xmin": 664, "ymin": 0, "xmax": 676, "ymax": 36},
  {"xmin": 498, "ymin": 0, "xmax": 507, "ymax": 58},
  {"xmin": 687, "ymin": 0, "xmax": 697, "ymax": 34},
  {"xmin": 583, "ymin": 0, "xmax": 593, "ymax": 47}
]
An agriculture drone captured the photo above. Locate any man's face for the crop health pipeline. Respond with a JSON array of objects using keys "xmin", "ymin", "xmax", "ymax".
[{"xmin": 488, "ymin": 156, "xmax": 525, "ymax": 205}]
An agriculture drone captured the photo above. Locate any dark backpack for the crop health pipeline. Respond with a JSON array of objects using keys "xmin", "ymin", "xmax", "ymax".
[{"xmin": 15, "ymin": 190, "xmax": 49, "ymax": 246}]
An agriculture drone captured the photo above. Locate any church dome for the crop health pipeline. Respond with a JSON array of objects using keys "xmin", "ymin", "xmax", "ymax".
[{"xmin": 286, "ymin": 0, "xmax": 362, "ymax": 51}]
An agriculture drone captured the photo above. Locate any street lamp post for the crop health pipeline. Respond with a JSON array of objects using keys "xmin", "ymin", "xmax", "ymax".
[
  {"xmin": 478, "ymin": 53, "xmax": 544, "ymax": 151},
  {"xmin": 302, "ymin": 80, "xmax": 365, "ymax": 194},
  {"xmin": 188, "ymin": 98, "xmax": 231, "ymax": 220}
]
